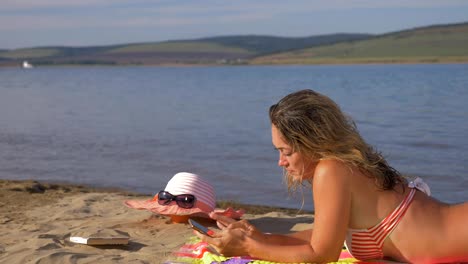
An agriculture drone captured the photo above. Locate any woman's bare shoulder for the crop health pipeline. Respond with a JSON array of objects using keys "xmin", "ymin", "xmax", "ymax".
[
  {"xmin": 313, "ymin": 159, "xmax": 356, "ymax": 187},
  {"xmin": 314, "ymin": 159, "xmax": 361, "ymax": 179}
]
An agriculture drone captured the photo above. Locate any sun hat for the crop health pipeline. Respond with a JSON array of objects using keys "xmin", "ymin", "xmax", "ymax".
[{"xmin": 124, "ymin": 172, "xmax": 244, "ymax": 221}]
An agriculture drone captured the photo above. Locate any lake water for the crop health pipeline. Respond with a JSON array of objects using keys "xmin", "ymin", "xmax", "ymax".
[{"xmin": 0, "ymin": 64, "xmax": 467, "ymax": 210}]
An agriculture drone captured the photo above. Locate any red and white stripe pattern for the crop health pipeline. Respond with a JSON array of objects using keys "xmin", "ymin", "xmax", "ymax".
[{"xmin": 346, "ymin": 188, "xmax": 416, "ymax": 260}]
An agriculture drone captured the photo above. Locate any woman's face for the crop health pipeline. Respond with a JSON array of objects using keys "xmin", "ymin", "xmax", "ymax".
[{"xmin": 271, "ymin": 125, "xmax": 316, "ymax": 180}]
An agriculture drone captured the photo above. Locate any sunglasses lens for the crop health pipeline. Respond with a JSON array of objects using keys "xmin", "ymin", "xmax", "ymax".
[
  {"xmin": 175, "ymin": 194, "xmax": 196, "ymax": 209},
  {"xmin": 157, "ymin": 191, "xmax": 196, "ymax": 208},
  {"xmin": 157, "ymin": 191, "xmax": 173, "ymax": 205}
]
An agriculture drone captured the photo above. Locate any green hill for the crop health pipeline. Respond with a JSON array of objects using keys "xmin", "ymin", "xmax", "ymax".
[
  {"xmin": 197, "ymin": 33, "xmax": 371, "ymax": 54},
  {"xmin": 251, "ymin": 22, "xmax": 468, "ymax": 64},
  {"xmin": 0, "ymin": 34, "xmax": 372, "ymax": 66},
  {"xmin": 100, "ymin": 41, "xmax": 254, "ymax": 65},
  {"xmin": 1, "ymin": 21, "xmax": 467, "ymax": 66},
  {"xmin": 107, "ymin": 41, "xmax": 249, "ymax": 53}
]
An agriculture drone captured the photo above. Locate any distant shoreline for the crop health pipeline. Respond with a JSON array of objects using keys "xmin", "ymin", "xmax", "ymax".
[
  {"xmin": 250, "ymin": 57, "xmax": 468, "ymax": 65},
  {"xmin": 1, "ymin": 58, "xmax": 468, "ymax": 68},
  {"xmin": 2, "ymin": 22, "xmax": 467, "ymax": 69}
]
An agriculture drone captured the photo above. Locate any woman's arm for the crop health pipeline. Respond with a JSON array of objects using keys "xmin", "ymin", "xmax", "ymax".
[
  {"xmin": 198, "ymin": 160, "xmax": 352, "ymax": 262},
  {"xmin": 263, "ymin": 229, "xmax": 313, "ymax": 245},
  {"xmin": 255, "ymin": 229, "xmax": 314, "ymax": 246},
  {"xmin": 198, "ymin": 224, "xmax": 332, "ymax": 263},
  {"xmin": 248, "ymin": 161, "xmax": 351, "ymax": 262},
  {"xmin": 207, "ymin": 213, "xmax": 312, "ymax": 245},
  {"xmin": 308, "ymin": 159, "xmax": 352, "ymax": 261},
  {"xmin": 198, "ymin": 223, "xmax": 322, "ymax": 262}
]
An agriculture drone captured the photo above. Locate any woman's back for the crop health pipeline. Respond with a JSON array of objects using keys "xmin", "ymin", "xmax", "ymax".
[
  {"xmin": 344, "ymin": 165, "xmax": 468, "ymax": 262},
  {"xmin": 393, "ymin": 193, "xmax": 468, "ymax": 263}
]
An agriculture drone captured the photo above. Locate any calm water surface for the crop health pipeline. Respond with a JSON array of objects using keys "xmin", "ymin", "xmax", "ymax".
[{"xmin": 0, "ymin": 64, "xmax": 467, "ymax": 210}]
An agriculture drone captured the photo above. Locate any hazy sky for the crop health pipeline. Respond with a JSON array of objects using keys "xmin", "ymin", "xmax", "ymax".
[{"xmin": 2, "ymin": 0, "xmax": 468, "ymax": 49}]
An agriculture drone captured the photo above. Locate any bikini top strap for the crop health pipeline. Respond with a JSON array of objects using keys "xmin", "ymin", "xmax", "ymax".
[{"xmin": 408, "ymin": 177, "xmax": 431, "ymax": 196}]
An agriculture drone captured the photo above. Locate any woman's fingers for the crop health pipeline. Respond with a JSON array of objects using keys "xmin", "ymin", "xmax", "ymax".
[
  {"xmin": 193, "ymin": 229, "xmax": 224, "ymax": 253},
  {"xmin": 210, "ymin": 212, "xmax": 236, "ymax": 229},
  {"xmin": 227, "ymin": 219, "xmax": 252, "ymax": 230},
  {"xmin": 193, "ymin": 229, "xmax": 216, "ymax": 241},
  {"xmin": 216, "ymin": 220, "xmax": 227, "ymax": 230},
  {"xmin": 210, "ymin": 212, "xmax": 253, "ymax": 230}
]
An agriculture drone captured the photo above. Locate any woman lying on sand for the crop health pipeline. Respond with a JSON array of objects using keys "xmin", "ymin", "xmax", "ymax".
[{"xmin": 196, "ymin": 89, "xmax": 468, "ymax": 263}]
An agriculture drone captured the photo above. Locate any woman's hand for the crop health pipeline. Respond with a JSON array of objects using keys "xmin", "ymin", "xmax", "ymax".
[{"xmin": 194, "ymin": 212, "xmax": 263, "ymax": 256}]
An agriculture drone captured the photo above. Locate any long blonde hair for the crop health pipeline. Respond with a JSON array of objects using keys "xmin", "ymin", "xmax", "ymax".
[{"xmin": 269, "ymin": 89, "xmax": 404, "ymax": 192}]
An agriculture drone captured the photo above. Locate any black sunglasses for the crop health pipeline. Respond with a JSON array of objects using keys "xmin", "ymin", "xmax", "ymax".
[{"xmin": 157, "ymin": 191, "xmax": 196, "ymax": 209}]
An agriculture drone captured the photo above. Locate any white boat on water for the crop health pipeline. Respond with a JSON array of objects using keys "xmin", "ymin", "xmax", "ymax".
[{"xmin": 22, "ymin": 61, "xmax": 34, "ymax": 69}]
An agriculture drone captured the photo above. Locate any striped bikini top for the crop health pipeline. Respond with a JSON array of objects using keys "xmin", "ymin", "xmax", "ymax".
[{"xmin": 344, "ymin": 178, "xmax": 430, "ymax": 260}]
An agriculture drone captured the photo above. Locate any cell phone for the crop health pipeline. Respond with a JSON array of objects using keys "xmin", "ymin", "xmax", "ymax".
[{"xmin": 188, "ymin": 218, "xmax": 214, "ymax": 237}]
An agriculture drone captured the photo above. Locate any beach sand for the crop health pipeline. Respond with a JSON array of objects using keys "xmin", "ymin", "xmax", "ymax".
[{"xmin": 0, "ymin": 179, "xmax": 314, "ymax": 264}]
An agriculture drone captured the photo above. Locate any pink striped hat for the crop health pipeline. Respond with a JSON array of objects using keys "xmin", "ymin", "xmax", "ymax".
[{"xmin": 124, "ymin": 172, "xmax": 244, "ymax": 219}]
